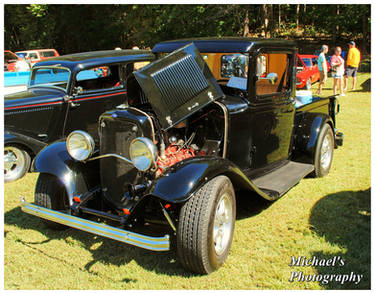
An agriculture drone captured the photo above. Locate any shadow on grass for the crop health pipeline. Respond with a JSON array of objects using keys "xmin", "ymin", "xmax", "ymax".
[
  {"xmin": 4, "ymin": 206, "xmax": 191, "ymax": 279},
  {"xmin": 350, "ymin": 78, "xmax": 371, "ymax": 92},
  {"xmin": 5, "ymin": 191, "xmax": 272, "ymax": 279},
  {"xmin": 236, "ymin": 190, "xmax": 274, "ymax": 220},
  {"xmin": 309, "ymin": 188, "xmax": 371, "ymax": 289}
]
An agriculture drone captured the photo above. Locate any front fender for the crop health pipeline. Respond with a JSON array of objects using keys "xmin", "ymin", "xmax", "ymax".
[
  {"xmin": 4, "ymin": 130, "xmax": 46, "ymax": 156},
  {"xmin": 32, "ymin": 140, "xmax": 100, "ymax": 205},
  {"xmin": 149, "ymin": 156, "xmax": 276, "ymax": 203}
]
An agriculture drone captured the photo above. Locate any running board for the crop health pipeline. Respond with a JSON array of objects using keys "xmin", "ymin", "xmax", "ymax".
[
  {"xmin": 252, "ymin": 161, "xmax": 314, "ymax": 197},
  {"xmin": 20, "ymin": 198, "xmax": 170, "ymax": 251}
]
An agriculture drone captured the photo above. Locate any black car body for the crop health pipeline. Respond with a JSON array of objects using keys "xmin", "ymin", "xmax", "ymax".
[
  {"xmin": 4, "ymin": 50, "xmax": 155, "ymax": 182},
  {"xmin": 20, "ymin": 38, "xmax": 343, "ymax": 274}
]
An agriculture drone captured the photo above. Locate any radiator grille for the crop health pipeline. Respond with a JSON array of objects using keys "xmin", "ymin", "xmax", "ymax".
[
  {"xmin": 151, "ymin": 55, "xmax": 208, "ymax": 112},
  {"xmin": 99, "ymin": 118, "xmax": 142, "ymax": 207}
]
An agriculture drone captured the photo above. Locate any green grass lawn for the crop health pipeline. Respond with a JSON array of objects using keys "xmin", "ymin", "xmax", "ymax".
[{"xmin": 4, "ymin": 73, "xmax": 371, "ymax": 289}]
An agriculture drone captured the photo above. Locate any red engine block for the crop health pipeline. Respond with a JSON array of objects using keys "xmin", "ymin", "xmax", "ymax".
[{"xmin": 156, "ymin": 145, "xmax": 198, "ymax": 176}]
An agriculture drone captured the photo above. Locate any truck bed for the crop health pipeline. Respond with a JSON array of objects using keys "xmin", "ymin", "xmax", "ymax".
[{"xmin": 296, "ymin": 95, "xmax": 338, "ymax": 123}]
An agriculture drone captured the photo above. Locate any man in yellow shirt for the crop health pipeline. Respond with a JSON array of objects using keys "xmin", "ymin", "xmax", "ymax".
[{"xmin": 344, "ymin": 41, "xmax": 361, "ymax": 91}]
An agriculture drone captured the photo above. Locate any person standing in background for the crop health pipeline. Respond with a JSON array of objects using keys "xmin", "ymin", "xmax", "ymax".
[
  {"xmin": 316, "ymin": 45, "xmax": 328, "ymax": 95},
  {"xmin": 331, "ymin": 47, "xmax": 345, "ymax": 96},
  {"xmin": 344, "ymin": 41, "xmax": 361, "ymax": 91}
]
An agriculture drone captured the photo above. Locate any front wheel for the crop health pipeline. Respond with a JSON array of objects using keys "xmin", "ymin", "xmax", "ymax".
[
  {"xmin": 177, "ymin": 175, "xmax": 236, "ymax": 274},
  {"xmin": 312, "ymin": 123, "xmax": 334, "ymax": 177},
  {"xmin": 4, "ymin": 146, "xmax": 31, "ymax": 183},
  {"xmin": 35, "ymin": 173, "xmax": 69, "ymax": 230}
]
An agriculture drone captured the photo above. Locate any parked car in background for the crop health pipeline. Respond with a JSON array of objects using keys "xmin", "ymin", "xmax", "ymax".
[
  {"xmin": 21, "ymin": 38, "xmax": 343, "ymax": 274},
  {"xmin": 15, "ymin": 49, "xmax": 60, "ymax": 65},
  {"xmin": 296, "ymin": 54, "xmax": 330, "ymax": 90},
  {"xmin": 4, "ymin": 49, "xmax": 154, "ymax": 182},
  {"xmin": 4, "ymin": 50, "xmax": 21, "ymax": 72}
]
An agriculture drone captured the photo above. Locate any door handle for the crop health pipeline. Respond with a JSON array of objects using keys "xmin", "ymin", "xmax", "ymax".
[{"xmin": 70, "ymin": 102, "xmax": 80, "ymax": 108}]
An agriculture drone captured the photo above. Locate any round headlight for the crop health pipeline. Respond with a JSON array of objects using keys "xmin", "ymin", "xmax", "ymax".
[
  {"xmin": 129, "ymin": 137, "xmax": 157, "ymax": 171},
  {"xmin": 66, "ymin": 130, "xmax": 95, "ymax": 161}
]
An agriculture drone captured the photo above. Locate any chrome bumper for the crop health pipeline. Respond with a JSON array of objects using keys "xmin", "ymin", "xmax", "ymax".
[{"xmin": 20, "ymin": 198, "xmax": 170, "ymax": 251}]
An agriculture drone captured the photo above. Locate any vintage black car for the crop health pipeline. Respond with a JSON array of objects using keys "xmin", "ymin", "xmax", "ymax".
[
  {"xmin": 20, "ymin": 38, "xmax": 343, "ymax": 274},
  {"xmin": 4, "ymin": 50, "xmax": 154, "ymax": 182}
]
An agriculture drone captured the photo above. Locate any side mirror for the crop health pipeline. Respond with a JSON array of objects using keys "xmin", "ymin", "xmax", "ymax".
[
  {"xmin": 73, "ymin": 86, "xmax": 83, "ymax": 96},
  {"xmin": 258, "ymin": 72, "xmax": 278, "ymax": 85},
  {"xmin": 266, "ymin": 73, "xmax": 278, "ymax": 84}
]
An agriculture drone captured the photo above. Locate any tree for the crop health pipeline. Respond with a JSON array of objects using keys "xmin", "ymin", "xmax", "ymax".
[{"xmin": 4, "ymin": 4, "xmax": 371, "ymax": 54}]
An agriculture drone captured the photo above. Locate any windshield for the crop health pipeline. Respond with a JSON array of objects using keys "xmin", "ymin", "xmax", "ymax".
[
  {"xmin": 221, "ymin": 54, "xmax": 249, "ymax": 78},
  {"xmin": 29, "ymin": 67, "xmax": 70, "ymax": 91},
  {"xmin": 302, "ymin": 58, "xmax": 312, "ymax": 67},
  {"xmin": 16, "ymin": 52, "xmax": 26, "ymax": 58}
]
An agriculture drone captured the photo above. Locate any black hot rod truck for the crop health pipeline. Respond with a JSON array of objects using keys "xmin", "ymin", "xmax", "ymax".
[{"xmin": 20, "ymin": 38, "xmax": 343, "ymax": 274}]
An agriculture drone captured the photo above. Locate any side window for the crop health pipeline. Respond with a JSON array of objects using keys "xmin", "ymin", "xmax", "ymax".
[
  {"xmin": 40, "ymin": 51, "xmax": 57, "ymax": 58},
  {"xmin": 255, "ymin": 53, "xmax": 291, "ymax": 96},
  {"xmin": 29, "ymin": 53, "xmax": 38, "ymax": 60},
  {"xmin": 75, "ymin": 65, "xmax": 121, "ymax": 93}
]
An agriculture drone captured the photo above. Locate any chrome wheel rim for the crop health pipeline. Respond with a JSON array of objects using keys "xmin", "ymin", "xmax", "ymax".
[
  {"xmin": 213, "ymin": 193, "xmax": 233, "ymax": 255},
  {"xmin": 4, "ymin": 147, "xmax": 25, "ymax": 181},
  {"xmin": 320, "ymin": 135, "xmax": 333, "ymax": 170}
]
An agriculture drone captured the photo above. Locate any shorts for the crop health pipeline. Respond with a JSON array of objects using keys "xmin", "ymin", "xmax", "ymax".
[
  {"xmin": 333, "ymin": 72, "xmax": 343, "ymax": 79},
  {"xmin": 345, "ymin": 66, "xmax": 358, "ymax": 77},
  {"xmin": 319, "ymin": 70, "xmax": 327, "ymax": 82}
]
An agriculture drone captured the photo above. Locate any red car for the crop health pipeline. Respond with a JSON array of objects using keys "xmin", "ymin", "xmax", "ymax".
[
  {"xmin": 4, "ymin": 50, "xmax": 21, "ymax": 72},
  {"xmin": 296, "ymin": 54, "xmax": 330, "ymax": 90}
]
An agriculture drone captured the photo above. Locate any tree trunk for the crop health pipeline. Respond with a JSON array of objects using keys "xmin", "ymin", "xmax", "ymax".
[
  {"xmin": 303, "ymin": 4, "xmax": 307, "ymax": 35},
  {"xmin": 362, "ymin": 6, "xmax": 368, "ymax": 54},
  {"xmin": 262, "ymin": 4, "xmax": 269, "ymax": 37},
  {"xmin": 336, "ymin": 5, "xmax": 340, "ymax": 41},
  {"xmin": 278, "ymin": 4, "xmax": 281, "ymax": 31},
  {"xmin": 269, "ymin": 4, "xmax": 274, "ymax": 37},
  {"xmin": 332, "ymin": 5, "xmax": 339, "ymax": 43},
  {"xmin": 243, "ymin": 9, "xmax": 250, "ymax": 37},
  {"xmin": 296, "ymin": 4, "xmax": 300, "ymax": 28}
]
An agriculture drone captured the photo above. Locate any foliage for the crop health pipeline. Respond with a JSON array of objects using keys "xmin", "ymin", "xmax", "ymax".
[
  {"xmin": 4, "ymin": 4, "xmax": 371, "ymax": 55},
  {"xmin": 4, "ymin": 73, "xmax": 371, "ymax": 289}
]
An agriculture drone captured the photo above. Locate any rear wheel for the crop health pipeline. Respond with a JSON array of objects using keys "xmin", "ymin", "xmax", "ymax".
[
  {"xmin": 35, "ymin": 173, "xmax": 69, "ymax": 230},
  {"xmin": 177, "ymin": 175, "xmax": 236, "ymax": 274},
  {"xmin": 312, "ymin": 124, "xmax": 334, "ymax": 177},
  {"xmin": 4, "ymin": 146, "xmax": 31, "ymax": 183}
]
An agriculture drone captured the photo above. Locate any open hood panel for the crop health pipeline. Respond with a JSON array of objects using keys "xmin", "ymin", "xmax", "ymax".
[{"xmin": 134, "ymin": 43, "xmax": 224, "ymax": 130}]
